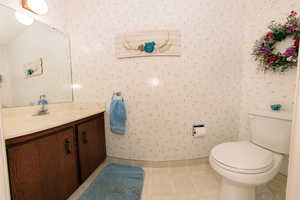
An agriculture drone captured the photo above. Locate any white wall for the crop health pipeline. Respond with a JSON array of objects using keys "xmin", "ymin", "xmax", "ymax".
[
  {"xmin": 66, "ymin": 0, "xmax": 244, "ymax": 161},
  {"xmin": 0, "ymin": 113, "xmax": 10, "ymax": 200},
  {"xmin": 286, "ymin": 55, "xmax": 300, "ymax": 200},
  {"xmin": 0, "ymin": 46, "xmax": 11, "ymax": 200},
  {"xmin": 0, "ymin": 45, "xmax": 13, "ymax": 106}
]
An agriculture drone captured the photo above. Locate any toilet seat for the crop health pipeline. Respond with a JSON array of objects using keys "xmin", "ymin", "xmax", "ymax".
[{"xmin": 211, "ymin": 141, "xmax": 274, "ymax": 174}]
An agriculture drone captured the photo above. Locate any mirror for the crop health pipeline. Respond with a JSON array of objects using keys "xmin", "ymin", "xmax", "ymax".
[{"xmin": 0, "ymin": 5, "xmax": 73, "ymax": 108}]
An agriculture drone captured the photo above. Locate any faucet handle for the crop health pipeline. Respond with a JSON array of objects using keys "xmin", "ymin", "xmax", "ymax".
[{"xmin": 38, "ymin": 94, "xmax": 48, "ymax": 105}]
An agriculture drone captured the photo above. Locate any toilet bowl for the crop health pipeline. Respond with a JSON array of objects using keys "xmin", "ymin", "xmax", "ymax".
[
  {"xmin": 209, "ymin": 141, "xmax": 283, "ymax": 200},
  {"xmin": 209, "ymin": 111, "xmax": 292, "ymax": 200}
]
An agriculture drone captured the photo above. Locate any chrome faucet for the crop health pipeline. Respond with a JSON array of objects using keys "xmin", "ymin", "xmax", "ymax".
[{"xmin": 35, "ymin": 94, "xmax": 49, "ymax": 116}]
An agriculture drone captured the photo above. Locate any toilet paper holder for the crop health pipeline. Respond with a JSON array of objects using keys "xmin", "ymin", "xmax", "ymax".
[{"xmin": 192, "ymin": 124, "xmax": 206, "ymax": 137}]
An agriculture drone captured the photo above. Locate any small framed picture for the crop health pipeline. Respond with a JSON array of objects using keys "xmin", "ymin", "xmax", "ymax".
[{"xmin": 24, "ymin": 58, "xmax": 44, "ymax": 79}]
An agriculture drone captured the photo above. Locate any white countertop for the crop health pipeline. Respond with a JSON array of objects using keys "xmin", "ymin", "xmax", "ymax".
[{"xmin": 1, "ymin": 102, "xmax": 106, "ymax": 140}]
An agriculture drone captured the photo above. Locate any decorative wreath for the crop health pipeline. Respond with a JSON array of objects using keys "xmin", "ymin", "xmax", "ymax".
[{"xmin": 253, "ymin": 11, "xmax": 300, "ymax": 72}]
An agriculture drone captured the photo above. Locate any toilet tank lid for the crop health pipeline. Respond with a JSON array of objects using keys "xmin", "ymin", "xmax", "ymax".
[{"xmin": 248, "ymin": 110, "xmax": 292, "ymax": 121}]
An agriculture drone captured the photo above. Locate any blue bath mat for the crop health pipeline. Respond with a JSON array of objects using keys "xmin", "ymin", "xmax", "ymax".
[{"xmin": 79, "ymin": 163, "xmax": 144, "ymax": 200}]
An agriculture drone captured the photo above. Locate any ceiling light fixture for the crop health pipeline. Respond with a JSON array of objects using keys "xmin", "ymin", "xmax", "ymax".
[
  {"xmin": 22, "ymin": 0, "xmax": 48, "ymax": 15},
  {"xmin": 15, "ymin": 11, "xmax": 34, "ymax": 25}
]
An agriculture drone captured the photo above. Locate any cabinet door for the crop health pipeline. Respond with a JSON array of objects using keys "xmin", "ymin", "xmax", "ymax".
[
  {"xmin": 7, "ymin": 127, "xmax": 79, "ymax": 200},
  {"xmin": 78, "ymin": 114, "xmax": 106, "ymax": 181}
]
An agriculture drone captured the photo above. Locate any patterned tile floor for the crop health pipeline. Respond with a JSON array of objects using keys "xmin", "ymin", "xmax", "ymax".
[{"xmin": 68, "ymin": 157, "xmax": 287, "ymax": 200}]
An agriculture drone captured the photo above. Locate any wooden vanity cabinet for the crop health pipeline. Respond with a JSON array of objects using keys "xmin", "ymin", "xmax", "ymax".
[
  {"xmin": 7, "ymin": 127, "xmax": 79, "ymax": 200},
  {"xmin": 77, "ymin": 114, "xmax": 106, "ymax": 182},
  {"xmin": 6, "ymin": 113, "xmax": 106, "ymax": 200}
]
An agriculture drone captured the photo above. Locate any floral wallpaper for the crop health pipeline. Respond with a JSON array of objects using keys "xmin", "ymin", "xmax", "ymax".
[
  {"xmin": 239, "ymin": 0, "xmax": 300, "ymax": 175},
  {"xmin": 66, "ymin": 0, "xmax": 243, "ymax": 161},
  {"xmin": 0, "ymin": 0, "xmax": 298, "ymax": 162},
  {"xmin": 239, "ymin": 0, "xmax": 299, "ymax": 141}
]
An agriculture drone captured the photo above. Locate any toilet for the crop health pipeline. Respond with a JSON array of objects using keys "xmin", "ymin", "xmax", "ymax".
[{"xmin": 209, "ymin": 111, "xmax": 292, "ymax": 200}]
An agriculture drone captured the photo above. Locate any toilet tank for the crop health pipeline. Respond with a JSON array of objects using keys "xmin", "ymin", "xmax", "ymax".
[{"xmin": 248, "ymin": 111, "xmax": 292, "ymax": 154}]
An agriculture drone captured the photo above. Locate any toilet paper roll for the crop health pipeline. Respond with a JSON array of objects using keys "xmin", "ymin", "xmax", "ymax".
[{"xmin": 193, "ymin": 126, "xmax": 207, "ymax": 137}]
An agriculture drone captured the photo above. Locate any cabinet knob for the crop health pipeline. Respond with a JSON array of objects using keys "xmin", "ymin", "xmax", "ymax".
[
  {"xmin": 64, "ymin": 139, "xmax": 71, "ymax": 155},
  {"xmin": 82, "ymin": 132, "xmax": 88, "ymax": 144}
]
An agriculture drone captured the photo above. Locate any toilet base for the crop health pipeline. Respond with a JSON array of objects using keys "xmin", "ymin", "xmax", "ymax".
[{"xmin": 219, "ymin": 178, "xmax": 255, "ymax": 200}]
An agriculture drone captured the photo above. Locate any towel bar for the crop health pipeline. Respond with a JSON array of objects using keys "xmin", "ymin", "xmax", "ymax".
[{"xmin": 111, "ymin": 92, "xmax": 124, "ymax": 102}]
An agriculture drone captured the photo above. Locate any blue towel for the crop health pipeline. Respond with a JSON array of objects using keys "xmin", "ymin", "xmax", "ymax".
[{"xmin": 110, "ymin": 99, "xmax": 127, "ymax": 134}]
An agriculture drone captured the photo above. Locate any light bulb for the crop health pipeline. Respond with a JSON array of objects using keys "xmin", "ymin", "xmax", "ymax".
[
  {"xmin": 27, "ymin": 0, "xmax": 48, "ymax": 15},
  {"xmin": 15, "ymin": 12, "xmax": 34, "ymax": 25}
]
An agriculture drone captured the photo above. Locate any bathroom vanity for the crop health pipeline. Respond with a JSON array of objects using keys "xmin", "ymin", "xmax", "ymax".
[{"xmin": 2, "ymin": 103, "xmax": 107, "ymax": 200}]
